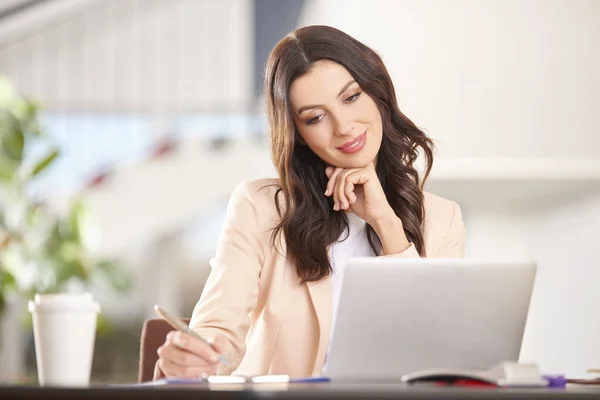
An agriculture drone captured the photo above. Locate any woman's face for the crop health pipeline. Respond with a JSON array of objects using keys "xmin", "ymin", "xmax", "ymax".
[{"xmin": 290, "ymin": 60, "xmax": 383, "ymax": 169}]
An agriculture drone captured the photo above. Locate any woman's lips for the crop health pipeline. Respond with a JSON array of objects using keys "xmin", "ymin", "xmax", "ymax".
[{"xmin": 338, "ymin": 132, "xmax": 366, "ymax": 154}]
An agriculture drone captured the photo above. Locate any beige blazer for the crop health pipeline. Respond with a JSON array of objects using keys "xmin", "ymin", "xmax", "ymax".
[{"xmin": 189, "ymin": 178, "xmax": 466, "ymax": 378}]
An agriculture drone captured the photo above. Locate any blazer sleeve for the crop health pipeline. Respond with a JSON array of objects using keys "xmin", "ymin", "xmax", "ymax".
[
  {"xmin": 188, "ymin": 181, "xmax": 266, "ymax": 374},
  {"xmin": 382, "ymin": 200, "xmax": 466, "ymax": 258},
  {"xmin": 435, "ymin": 201, "xmax": 466, "ymax": 257}
]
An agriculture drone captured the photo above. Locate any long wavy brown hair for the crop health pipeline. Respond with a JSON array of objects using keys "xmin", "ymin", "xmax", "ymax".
[{"xmin": 265, "ymin": 25, "xmax": 434, "ymax": 283}]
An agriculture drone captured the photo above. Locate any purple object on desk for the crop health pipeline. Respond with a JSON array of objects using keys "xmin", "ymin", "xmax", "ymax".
[{"xmin": 543, "ymin": 375, "xmax": 567, "ymax": 388}]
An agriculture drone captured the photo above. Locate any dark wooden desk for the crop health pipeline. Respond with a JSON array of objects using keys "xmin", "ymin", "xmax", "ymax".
[{"xmin": 1, "ymin": 382, "xmax": 599, "ymax": 400}]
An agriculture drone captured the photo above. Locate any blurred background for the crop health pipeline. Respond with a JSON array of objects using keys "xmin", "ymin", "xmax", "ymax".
[{"xmin": 0, "ymin": 0, "xmax": 599, "ymax": 384}]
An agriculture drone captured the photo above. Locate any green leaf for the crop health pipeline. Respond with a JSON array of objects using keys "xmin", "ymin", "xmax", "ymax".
[
  {"xmin": 0, "ymin": 269, "xmax": 17, "ymax": 288},
  {"xmin": 0, "ymin": 126, "xmax": 24, "ymax": 161},
  {"xmin": 0, "ymin": 155, "xmax": 17, "ymax": 182},
  {"xmin": 53, "ymin": 260, "xmax": 87, "ymax": 287},
  {"xmin": 0, "ymin": 266, "xmax": 17, "ymax": 313},
  {"xmin": 63, "ymin": 199, "xmax": 100, "ymax": 252},
  {"xmin": 67, "ymin": 200, "xmax": 85, "ymax": 242},
  {"xmin": 94, "ymin": 260, "xmax": 132, "ymax": 293},
  {"xmin": 96, "ymin": 313, "xmax": 115, "ymax": 337},
  {"xmin": 30, "ymin": 148, "xmax": 59, "ymax": 178},
  {"xmin": 44, "ymin": 221, "xmax": 63, "ymax": 253},
  {"xmin": 12, "ymin": 98, "xmax": 39, "ymax": 120},
  {"xmin": 13, "ymin": 99, "xmax": 42, "ymax": 137},
  {"xmin": 25, "ymin": 204, "xmax": 43, "ymax": 226},
  {"xmin": 0, "ymin": 75, "xmax": 15, "ymax": 107},
  {"xmin": 57, "ymin": 241, "xmax": 83, "ymax": 264},
  {"xmin": 58, "ymin": 202, "xmax": 82, "ymax": 242},
  {"xmin": 1, "ymin": 244, "xmax": 26, "ymax": 279},
  {"xmin": 0, "ymin": 109, "xmax": 21, "ymax": 141}
]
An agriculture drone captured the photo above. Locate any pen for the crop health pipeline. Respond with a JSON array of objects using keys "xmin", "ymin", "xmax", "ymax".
[
  {"xmin": 153, "ymin": 305, "xmax": 230, "ymax": 366},
  {"xmin": 290, "ymin": 376, "xmax": 331, "ymax": 383}
]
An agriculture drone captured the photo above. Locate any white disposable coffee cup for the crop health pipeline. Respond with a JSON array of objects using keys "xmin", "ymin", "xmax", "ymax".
[{"xmin": 28, "ymin": 292, "xmax": 101, "ymax": 386}]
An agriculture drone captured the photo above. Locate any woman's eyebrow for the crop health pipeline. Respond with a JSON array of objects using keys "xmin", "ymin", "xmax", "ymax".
[{"xmin": 296, "ymin": 80, "xmax": 357, "ymax": 115}]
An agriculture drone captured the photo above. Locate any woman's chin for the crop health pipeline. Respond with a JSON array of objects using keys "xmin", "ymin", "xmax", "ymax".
[{"xmin": 329, "ymin": 155, "xmax": 376, "ymax": 170}]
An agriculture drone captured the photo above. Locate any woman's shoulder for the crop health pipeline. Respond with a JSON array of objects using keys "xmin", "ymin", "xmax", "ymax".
[
  {"xmin": 422, "ymin": 191, "xmax": 461, "ymax": 217},
  {"xmin": 232, "ymin": 177, "xmax": 281, "ymax": 202},
  {"xmin": 421, "ymin": 191, "xmax": 464, "ymax": 237},
  {"xmin": 228, "ymin": 178, "xmax": 282, "ymax": 221}
]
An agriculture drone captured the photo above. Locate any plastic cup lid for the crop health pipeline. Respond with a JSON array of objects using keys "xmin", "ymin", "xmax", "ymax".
[{"xmin": 28, "ymin": 292, "xmax": 101, "ymax": 314}]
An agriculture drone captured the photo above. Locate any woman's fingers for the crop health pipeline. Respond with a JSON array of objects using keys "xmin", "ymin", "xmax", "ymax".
[
  {"xmin": 344, "ymin": 172, "xmax": 358, "ymax": 205},
  {"xmin": 168, "ymin": 331, "xmax": 221, "ymax": 364},
  {"xmin": 336, "ymin": 169, "xmax": 353, "ymax": 210},
  {"xmin": 325, "ymin": 168, "xmax": 343, "ymax": 209},
  {"xmin": 157, "ymin": 344, "xmax": 217, "ymax": 378},
  {"xmin": 158, "ymin": 341, "xmax": 212, "ymax": 368},
  {"xmin": 156, "ymin": 330, "xmax": 225, "ymax": 378},
  {"xmin": 158, "ymin": 357, "xmax": 217, "ymax": 378},
  {"xmin": 207, "ymin": 334, "xmax": 227, "ymax": 354},
  {"xmin": 326, "ymin": 167, "xmax": 364, "ymax": 211},
  {"xmin": 325, "ymin": 166, "xmax": 335, "ymax": 179},
  {"xmin": 346, "ymin": 169, "xmax": 370, "ymax": 205},
  {"xmin": 325, "ymin": 167, "xmax": 341, "ymax": 196}
]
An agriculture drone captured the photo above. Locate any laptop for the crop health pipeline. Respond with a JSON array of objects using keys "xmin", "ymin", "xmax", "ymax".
[{"xmin": 325, "ymin": 258, "xmax": 537, "ymax": 381}]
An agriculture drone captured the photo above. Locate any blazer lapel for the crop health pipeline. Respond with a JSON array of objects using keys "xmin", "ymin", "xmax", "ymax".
[{"xmin": 306, "ymin": 276, "xmax": 332, "ymax": 376}]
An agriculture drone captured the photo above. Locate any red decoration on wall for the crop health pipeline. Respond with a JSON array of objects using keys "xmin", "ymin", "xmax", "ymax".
[
  {"xmin": 86, "ymin": 171, "xmax": 110, "ymax": 189},
  {"xmin": 151, "ymin": 137, "xmax": 177, "ymax": 159},
  {"xmin": 83, "ymin": 137, "xmax": 178, "ymax": 191}
]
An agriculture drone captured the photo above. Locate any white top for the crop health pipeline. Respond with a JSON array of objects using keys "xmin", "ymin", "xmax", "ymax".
[{"xmin": 323, "ymin": 213, "xmax": 376, "ymax": 372}]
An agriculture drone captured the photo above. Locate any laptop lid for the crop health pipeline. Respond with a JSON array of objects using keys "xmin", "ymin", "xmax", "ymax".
[{"xmin": 325, "ymin": 258, "xmax": 537, "ymax": 381}]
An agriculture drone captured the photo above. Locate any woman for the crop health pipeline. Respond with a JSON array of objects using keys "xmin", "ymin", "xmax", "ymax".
[{"xmin": 155, "ymin": 25, "xmax": 465, "ymax": 379}]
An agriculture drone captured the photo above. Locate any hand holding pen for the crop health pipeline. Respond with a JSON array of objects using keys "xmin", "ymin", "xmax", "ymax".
[{"xmin": 154, "ymin": 305, "xmax": 230, "ymax": 379}]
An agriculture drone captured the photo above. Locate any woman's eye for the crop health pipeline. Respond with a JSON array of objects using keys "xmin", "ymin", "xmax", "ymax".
[
  {"xmin": 344, "ymin": 92, "xmax": 361, "ymax": 103},
  {"xmin": 306, "ymin": 115, "xmax": 324, "ymax": 125}
]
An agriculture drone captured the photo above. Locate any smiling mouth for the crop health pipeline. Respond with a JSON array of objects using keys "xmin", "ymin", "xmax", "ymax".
[{"xmin": 338, "ymin": 132, "xmax": 366, "ymax": 150}]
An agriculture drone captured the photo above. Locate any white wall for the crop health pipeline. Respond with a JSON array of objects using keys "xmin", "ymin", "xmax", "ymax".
[
  {"xmin": 299, "ymin": 0, "xmax": 600, "ymax": 159},
  {"xmin": 460, "ymin": 194, "xmax": 600, "ymax": 377},
  {"xmin": 0, "ymin": 0, "xmax": 254, "ymax": 111},
  {"xmin": 520, "ymin": 194, "xmax": 600, "ymax": 377}
]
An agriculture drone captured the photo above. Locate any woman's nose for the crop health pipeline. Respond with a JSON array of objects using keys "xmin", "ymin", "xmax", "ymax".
[
  {"xmin": 333, "ymin": 114, "xmax": 355, "ymax": 136},
  {"xmin": 337, "ymin": 124, "xmax": 355, "ymax": 136}
]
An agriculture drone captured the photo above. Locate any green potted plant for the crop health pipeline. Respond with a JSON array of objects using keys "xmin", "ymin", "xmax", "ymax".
[{"xmin": 0, "ymin": 73, "xmax": 130, "ymax": 322}]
